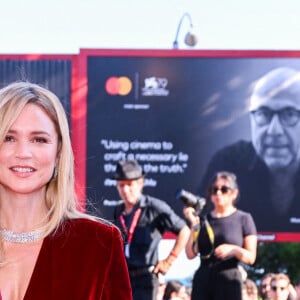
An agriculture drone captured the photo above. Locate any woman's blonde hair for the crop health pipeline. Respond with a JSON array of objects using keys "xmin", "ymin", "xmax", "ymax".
[{"xmin": 0, "ymin": 81, "xmax": 91, "ymax": 238}]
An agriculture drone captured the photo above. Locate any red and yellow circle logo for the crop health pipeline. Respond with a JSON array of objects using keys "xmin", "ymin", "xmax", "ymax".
[{"xmin": 105, "ymin": 76, "xmax": 132, "ymax": 96}]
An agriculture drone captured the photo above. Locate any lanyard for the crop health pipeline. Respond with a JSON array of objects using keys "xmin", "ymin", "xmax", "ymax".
[{"xmin": 119, "ymin": 208, "xmax": 142, "ymax": 257}]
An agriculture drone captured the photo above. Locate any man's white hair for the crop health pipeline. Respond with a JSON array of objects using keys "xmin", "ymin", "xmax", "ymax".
[{"xmin": 249, "ymin": 67, "xmax": 300, "ymax": 111}]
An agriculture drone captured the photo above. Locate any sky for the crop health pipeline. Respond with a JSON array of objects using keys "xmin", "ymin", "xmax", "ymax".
[{"xmin": 1, "ymin": 0, "xmax": 300, "ymax": 54}]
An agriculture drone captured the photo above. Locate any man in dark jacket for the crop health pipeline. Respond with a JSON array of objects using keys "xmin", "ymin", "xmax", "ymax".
[{"xmin": 112, "ymin": 160, "xmax": 190, "ymax": 300}]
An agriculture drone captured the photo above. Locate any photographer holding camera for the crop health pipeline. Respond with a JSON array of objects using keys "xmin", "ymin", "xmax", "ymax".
[
  {"xmin": 183, "ymin": 171, "xmax": 257, "ymax": 300},
  {"xmin": 112, "ymin": 160, "xmax": 190, "ymax": 300}
]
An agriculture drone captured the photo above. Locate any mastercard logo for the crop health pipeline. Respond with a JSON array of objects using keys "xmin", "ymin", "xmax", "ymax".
[{"xmin": 105, "ymin": 76, "xmax": 132, "ymax": 96}]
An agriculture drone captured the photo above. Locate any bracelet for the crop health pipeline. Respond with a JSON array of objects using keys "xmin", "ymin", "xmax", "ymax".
[
  {"xmin": 192, "ymin": 224, "xmax": 200, "ymax": 231},
  {"xmin": 170, "ymin": 251, "xmax": 178, "ymax": 258}
]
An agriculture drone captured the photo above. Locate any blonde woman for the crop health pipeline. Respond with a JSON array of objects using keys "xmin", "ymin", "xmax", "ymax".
[{"xmin": 0, "ymin": 82, "xmax": 132, "ymax": 300}]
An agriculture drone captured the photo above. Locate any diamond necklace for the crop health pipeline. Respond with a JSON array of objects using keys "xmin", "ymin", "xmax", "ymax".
[{"xmin": 0, "ymin": 228, "xmax": 43, "ymax": 243}]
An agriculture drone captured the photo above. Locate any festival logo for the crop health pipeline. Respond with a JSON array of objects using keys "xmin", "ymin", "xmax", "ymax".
[{"xmin": 141, "ymin": 76, "xmax": 169, "ymax": 96}]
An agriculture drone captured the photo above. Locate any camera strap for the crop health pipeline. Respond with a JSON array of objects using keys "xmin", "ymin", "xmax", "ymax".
[{"xmin": 192, "ymin": 215, "xmax": 215, "ymax": 259}]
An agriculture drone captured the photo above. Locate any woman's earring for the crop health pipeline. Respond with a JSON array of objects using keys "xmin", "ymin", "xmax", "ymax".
[{"xmin": 53, "ymin": 166, "xmax": 58, "ymax": 179}]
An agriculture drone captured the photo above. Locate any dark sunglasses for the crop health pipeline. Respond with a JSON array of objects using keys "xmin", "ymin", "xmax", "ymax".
[
  {"xmin": 211, "ymin": 185, "xmax": 232, "ymax": 195},
  {"xmin": 271, "ymin": 286, "xmax": 287, "ymax": 292}
]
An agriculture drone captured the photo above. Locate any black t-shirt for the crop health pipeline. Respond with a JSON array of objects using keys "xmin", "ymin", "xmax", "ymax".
[{"xmin": 197, "ymin": 209, "xmax": 257, "ymax": 265}]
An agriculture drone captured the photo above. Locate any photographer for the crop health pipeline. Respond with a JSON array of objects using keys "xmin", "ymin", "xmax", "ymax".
[
  {"xmin": 112, "ymin": 160, "xmax": 190, "ymax": 300},
  {"xmin": 183, "ymin": 171, "xmax": 257, "ymax": 300}
]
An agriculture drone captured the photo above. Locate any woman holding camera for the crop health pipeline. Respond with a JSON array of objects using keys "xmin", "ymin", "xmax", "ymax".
[{"xmin": 183, "ymin": 171, "xmax": 257, "ymax": 300}]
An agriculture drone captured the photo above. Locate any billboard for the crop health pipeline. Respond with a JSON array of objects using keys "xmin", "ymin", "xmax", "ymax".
[
  {"xmin": 0, "ymin": 55, "xmax": 74, "ymax": 113},
  {"xmin": 0, "ymin": 54, "xmax": 82, "ymax": 205},
  {"xmin": 78, "ymin": 49, "xmax": 300, "ymax": 242}
]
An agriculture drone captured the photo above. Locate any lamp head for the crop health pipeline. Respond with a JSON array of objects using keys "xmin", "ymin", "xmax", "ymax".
[
  {"xmin": 172, "ymin": 12, "xmax": 198, "ymax": 49},
  {"xmin": 184, "ymin": 30, "xmax": 198, "ymax": 47}
]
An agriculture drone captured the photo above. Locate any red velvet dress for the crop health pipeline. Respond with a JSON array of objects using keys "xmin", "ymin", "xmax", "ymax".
[{"xmin": 22, "ymin": 218, "xmax": 132, "ymax": 300}]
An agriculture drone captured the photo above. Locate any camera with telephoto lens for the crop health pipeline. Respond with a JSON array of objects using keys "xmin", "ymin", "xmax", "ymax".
[{"xmin": 176, "ymin": 189, "xmax": 206, "ymax": 215}]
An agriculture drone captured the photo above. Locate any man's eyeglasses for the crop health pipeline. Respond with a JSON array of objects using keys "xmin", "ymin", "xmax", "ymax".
[
  {"xmin": 271, "ymin": 286, "xmax": 288, "ymax": 292},
  {"xmin": 211, "ymin": 185, "xmax": 232, "ymax": 195},
  {"xmin": 251, "ymin": 107, "xmax": 300, "ymax": 127}
]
